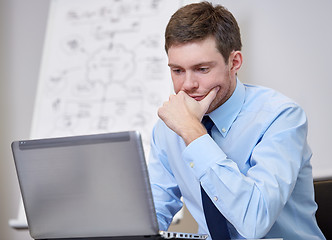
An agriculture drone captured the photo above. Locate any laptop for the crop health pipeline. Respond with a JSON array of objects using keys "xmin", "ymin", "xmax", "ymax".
[{"xmin": 12, "ymin": 131, "xmax": 208, "ymax": 240}]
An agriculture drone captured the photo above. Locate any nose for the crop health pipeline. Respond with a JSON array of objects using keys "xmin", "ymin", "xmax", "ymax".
[{"xmin": 182, "ymin": 72, "xmax": 198, "ymax": 91}]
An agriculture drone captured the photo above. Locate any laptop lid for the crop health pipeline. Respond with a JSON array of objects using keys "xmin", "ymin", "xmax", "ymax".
[{"xmin": 12, "ymin": 131, "xmax": 159, "ymax": 239}]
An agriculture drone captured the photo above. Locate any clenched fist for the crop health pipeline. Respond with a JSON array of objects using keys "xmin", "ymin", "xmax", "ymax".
[{"xmin": 158, "ymin": 86, "xmax": 219, "ymax": 145}]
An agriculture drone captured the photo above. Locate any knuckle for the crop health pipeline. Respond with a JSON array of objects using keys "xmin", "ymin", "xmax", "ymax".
[{"xmin": 169, "ymin": 94, "xmax": 176, "ymax": 101}]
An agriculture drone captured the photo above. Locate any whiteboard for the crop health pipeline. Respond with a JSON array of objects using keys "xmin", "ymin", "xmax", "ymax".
[
  {"xmin": 31, "ymin": 0, "xmax": 185, "ymax": 151},
  {"xmin": 10, "ymin": 0, "xmax": 191, "ymax": 229}
]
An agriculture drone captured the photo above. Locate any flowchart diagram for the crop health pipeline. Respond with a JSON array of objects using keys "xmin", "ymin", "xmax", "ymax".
[{"xmin": 32, "ymin": 0, "xmax": 183, "ymax": 153}]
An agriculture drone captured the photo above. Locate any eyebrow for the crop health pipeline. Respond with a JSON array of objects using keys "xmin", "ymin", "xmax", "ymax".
[{"xmin": 168, "ymin": 61, "xmax": 216, "ymax": 68}]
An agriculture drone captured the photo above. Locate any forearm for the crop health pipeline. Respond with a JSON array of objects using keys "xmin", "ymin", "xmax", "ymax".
[
  {"xmin": 184, "ymin": 132, "xmax": 305, "ymax": 238},
  {"xmin": 148, "ymin": 124, "xmax": 183, "ymax": 229},
  {"xmin": 178, "ymin": 120, "xmax": 207, "ymax": 145}
]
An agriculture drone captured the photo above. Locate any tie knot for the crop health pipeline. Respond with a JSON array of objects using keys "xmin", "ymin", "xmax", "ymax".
[{"xmin": 202, "ymin": 116, "xmax": 214, "ymax": 135}]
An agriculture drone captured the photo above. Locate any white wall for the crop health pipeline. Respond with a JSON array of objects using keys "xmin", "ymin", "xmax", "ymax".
[
  {"xmin": 0, "ymin": 0, "xmax": 49, "ymax": 239},
  {"xmin": 1, "ymin": 1, "xmax": 331, "ymax": 239},
  {"xmin": 217, "ymin": 0, "xmax": 332, "ymax": 179}
]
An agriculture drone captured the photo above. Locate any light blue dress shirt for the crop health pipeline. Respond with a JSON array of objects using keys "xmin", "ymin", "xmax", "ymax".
[{"xmin": 148, "ymin": 79, "xmax": 325, "ymax": 240}]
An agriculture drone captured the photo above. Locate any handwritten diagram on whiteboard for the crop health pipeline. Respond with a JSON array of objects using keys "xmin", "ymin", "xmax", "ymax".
[{"xmin": 31, "ymin": 0, "xmax": 184, "ymax": 155}]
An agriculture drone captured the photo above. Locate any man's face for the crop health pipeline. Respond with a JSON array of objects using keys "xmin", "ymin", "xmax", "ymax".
[{"xmin": 167, "ymin": 36, "xmax": 237, "ymax": 113}]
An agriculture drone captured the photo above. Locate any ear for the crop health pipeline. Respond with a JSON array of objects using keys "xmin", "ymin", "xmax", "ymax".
[{"xmin": 229, "ymin": 51, "xmax": 243, "ymax": 74}]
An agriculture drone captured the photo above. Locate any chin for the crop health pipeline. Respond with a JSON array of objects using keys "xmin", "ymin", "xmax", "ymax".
[
  {"xmin": 208, "ymin": 98, "xmax": 224, "ymax": 113},
  {"xmin": 206, "ymin": 104, "xmax": 217, "ymax": 114}
]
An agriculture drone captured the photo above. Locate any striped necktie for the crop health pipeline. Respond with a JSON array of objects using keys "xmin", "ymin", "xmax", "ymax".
[{"xmin": 201, "ymin": 116, "xmax": 230, "ymax": 240}]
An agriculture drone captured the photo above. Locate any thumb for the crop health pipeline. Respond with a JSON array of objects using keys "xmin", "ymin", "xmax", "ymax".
[{"xmin": 199, "ymin": 86, "xmax": 220, "ymax": 112}]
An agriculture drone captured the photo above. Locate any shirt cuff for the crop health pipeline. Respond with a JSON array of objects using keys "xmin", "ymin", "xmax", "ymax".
[{"xmin": 182, "ymin": 134, "xmax": 227, "ymax": 180}]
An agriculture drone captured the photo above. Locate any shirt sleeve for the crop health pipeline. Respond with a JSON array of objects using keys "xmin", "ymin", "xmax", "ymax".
[
  {"xmin": 182, "ymin": 104, "xmax": 310, "ymax": 238},
  {"xmin": 147, "ymin": 123, "xmax": 183, "ymax": 231}
]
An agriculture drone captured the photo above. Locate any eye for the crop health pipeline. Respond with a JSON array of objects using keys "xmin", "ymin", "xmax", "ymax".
[
  {"xmin": 171, "ymin": 68, "xmax": 184, "ymax": 74},
  {"xmin": 197, "ymin": 67, "xmax": 210, "ymax": 73}
]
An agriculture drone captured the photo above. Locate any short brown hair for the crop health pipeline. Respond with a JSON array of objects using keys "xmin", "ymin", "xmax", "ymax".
[{"xmin": 165, "ymin": 1, "xmax": 242, "ymax": 63}]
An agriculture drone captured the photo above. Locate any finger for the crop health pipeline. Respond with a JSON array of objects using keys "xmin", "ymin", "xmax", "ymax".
[
  {"xmin": 199, "ymin": 86, "xmax": 220, "ymax": 110},
  {"xmin": 169, "ymin": 94, "xmax": 176, "ymax": 101}
]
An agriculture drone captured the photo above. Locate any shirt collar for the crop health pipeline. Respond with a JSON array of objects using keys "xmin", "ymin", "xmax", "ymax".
[{"xmin": 208, "ymin": 78, "xmax": 245, "ymax": 137}]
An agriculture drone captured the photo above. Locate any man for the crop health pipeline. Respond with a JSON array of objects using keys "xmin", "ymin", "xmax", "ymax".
[{"xmin": 148, "ymin": 2, "xmax": 325, "ymax": 240}]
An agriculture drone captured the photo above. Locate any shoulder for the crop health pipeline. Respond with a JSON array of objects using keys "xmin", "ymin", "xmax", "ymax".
[
  {"xmin": 241, "ymin": 83, "xmax": 308, "ymax": 133},
  {"xmin": 243, "ymin": 83, "xmax": 303, "ymax": 114}
]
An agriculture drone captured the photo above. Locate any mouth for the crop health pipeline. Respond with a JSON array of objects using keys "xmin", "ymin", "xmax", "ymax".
[{"xmin": 189, "ymin": 94, "xmax": 206, "ymax": 101}]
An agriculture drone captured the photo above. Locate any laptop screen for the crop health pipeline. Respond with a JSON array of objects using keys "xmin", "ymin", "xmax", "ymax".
[{"xmin": 12, "ymin": 131, "xmax": 159, "ymax": 239}]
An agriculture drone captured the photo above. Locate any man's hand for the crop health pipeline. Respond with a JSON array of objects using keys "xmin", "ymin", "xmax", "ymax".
[{"xmin": 158, "ymin": 87, "xmax": 219, "ymax": 145}]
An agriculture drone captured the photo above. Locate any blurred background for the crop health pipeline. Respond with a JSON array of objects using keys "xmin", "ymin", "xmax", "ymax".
[{"xmin": 1, "ymin": 0, "xmax": 331, "ymax": 239}]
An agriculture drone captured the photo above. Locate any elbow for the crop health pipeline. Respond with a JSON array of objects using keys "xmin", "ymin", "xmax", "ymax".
[
  {"xmin": 236, "ymin": 222, "xmax": 271, "ymax": 239},
  {"xmin": 241, "ymin": 230, "xmax": 269, "ymax": 240},
  {"xmin": 235, "ymin": 212, "xmax": 273, "ymax": 239},
  {"xmin": 233, "ymin": 202, "xmax": 274, "ymax": 239}
]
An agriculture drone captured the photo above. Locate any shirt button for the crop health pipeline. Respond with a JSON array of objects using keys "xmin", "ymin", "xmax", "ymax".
[
  {"xmin": 190, "ymin": 162, "xmax": 195, "ymax": 168},
  {"xmin": 213, "ymin": 196, "xmax": 218, "ymax": 201},
  {"xmin": 221, "ymin": 128, "xmax": 226, "ymax": 133}
]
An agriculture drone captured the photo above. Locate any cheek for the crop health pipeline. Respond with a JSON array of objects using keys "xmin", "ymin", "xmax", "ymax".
[
  {"xmin": 208, "ymin": 90, "xmax": 227, "ymax": 112},
  {"xmin": 172, "ymin": 81, "xmax": 180, "ymax": 93},
  {"xmin": 171, "ymin": 77, "xmax": 182, "ymax": 93},
  {"xmin": 210, "ymin": 73, "xmax": 231, "ymax": 93},
  {"xmin": 214, "ymin": 89, "xmax": 227, "ymax": 102},
  {"xmin": 209, "ymin": 79, "xmax": 233, "ymax": 110}
]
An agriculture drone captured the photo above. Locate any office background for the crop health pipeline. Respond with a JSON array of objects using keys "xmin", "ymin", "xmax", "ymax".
[{"xmin": 1, "ymin": 0, "xmax": 331, "ymax": 239}]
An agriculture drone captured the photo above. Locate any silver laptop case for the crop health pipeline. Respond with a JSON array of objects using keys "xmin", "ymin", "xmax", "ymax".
[{"xmin": 12, "ymin": 131, "xmax": 159, "ymax": 239}]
